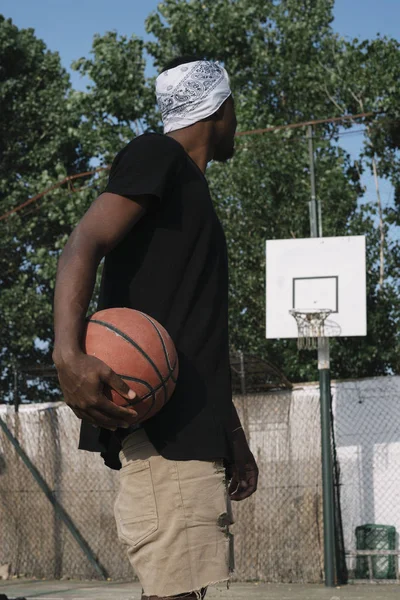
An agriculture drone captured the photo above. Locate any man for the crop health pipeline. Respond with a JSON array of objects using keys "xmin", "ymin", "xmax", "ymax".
[{"xmin": 53, "ymin": 56, "xmax": 258, "ymax": 600}]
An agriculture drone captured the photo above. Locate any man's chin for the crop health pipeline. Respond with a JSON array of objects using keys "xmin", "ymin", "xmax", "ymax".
[{"xmin": 213, "ymin": 145, "xmax": 235, "ymax": 163}]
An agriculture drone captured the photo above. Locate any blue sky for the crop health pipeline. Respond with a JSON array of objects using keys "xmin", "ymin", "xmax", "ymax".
[{"xmin": 2, "ymin": 0, "xmax": 399, "ymax": 212}]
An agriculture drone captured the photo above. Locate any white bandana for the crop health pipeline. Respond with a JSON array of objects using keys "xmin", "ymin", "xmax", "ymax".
[{"xmin": 156, "ymin": 60, "xmax": 231, "ymax": 134}]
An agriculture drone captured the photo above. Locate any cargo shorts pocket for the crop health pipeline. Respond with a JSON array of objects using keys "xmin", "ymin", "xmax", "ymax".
[{"xmin": 114, "ymin": 459, "xmax": 158, "ymax": 547}]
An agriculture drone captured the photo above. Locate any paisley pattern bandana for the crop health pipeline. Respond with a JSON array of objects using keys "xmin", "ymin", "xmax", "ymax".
[{"xmin": 155, "ymin": 60, "xmax": 231, "ymax": 133}]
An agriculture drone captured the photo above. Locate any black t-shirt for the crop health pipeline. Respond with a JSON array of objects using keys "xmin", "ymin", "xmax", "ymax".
[{"xmin": 78, "ymin": 133, "xmax": 234, "ymax": 470}]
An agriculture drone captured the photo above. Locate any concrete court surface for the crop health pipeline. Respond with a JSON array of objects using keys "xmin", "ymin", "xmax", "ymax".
[{"xmin": 1, "ymin": 579, "xmax": 400, "ymax": 600}]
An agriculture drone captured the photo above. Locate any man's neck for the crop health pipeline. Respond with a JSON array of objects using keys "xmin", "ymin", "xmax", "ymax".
[{"xmin": 167, "ymin": 126, "xmax": 213, "ymax": 174}]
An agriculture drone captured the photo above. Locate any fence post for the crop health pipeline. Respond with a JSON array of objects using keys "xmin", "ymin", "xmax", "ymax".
[
  {"xmin": 13, "ymin": 365, "xmax": 19, "ymax": 413},
  {"xmin": 239, "ymin": 350, "xmax": 246, "ymax": 395}
]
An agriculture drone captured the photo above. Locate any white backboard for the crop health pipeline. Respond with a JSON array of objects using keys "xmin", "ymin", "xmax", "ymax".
[{"xmin": 266, "ymin": 236, "xmax": 367, "ymax": 339}]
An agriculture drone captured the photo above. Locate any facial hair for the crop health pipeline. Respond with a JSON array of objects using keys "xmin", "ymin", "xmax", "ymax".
[{"xmin": 213, "ymin": 138, "xmax": 235, "ymax": 163}]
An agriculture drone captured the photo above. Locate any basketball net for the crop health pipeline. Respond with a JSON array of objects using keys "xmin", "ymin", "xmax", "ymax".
[{"xmin": 289, "ymin": 308, "xmax": 334, "ymax": 350}]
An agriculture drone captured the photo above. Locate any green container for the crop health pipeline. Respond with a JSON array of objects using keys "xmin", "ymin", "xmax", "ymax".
[{"xmin": 355, "ymin": 524, "xmax": 397, "ymax": 580}]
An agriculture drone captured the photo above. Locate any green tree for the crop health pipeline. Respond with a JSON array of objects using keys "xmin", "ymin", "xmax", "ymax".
[
  {"xmin": 0, "ymin": 15, "xmax": 91, "ymax": 401},
  {"xmin": 0, "ymin": 20, "xmax": 156, "ymax": 402},
  {"xmin": 1, "ymin": 1, "xmax": 399, "ymax": 402},
  {"xmin": 69, "ymin": 30, "xmax": 159, "ymax": 163},
  {"xmin": 144, "ymin": 0, "xmax": 400, "ymax": 380}
]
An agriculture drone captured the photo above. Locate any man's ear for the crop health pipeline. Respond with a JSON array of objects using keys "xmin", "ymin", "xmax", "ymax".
[
  {"xmin": 201, "ymin": 102, "xmax": 226, "ymax": 124},
  {"xmin": 213, "ymin": 103, "xmax": 225, "ymax": 120}
]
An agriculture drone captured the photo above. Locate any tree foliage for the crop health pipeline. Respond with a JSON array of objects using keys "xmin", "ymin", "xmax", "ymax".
[
  {"xmin": 144, "ymin": 0, "xmax": 400, "ymax": 380},
  {"xmin": 0, "ymin": 15, "xmax": 92, "ymax": 400},
  {"xmin": 0, "ymin": 1, "xmax": 399, "ymax": 401}
]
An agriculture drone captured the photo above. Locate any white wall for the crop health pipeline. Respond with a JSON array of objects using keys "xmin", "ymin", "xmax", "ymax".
[{"xmin": 332, "ymin": 376, "xmax": 400, "ymax": 553}]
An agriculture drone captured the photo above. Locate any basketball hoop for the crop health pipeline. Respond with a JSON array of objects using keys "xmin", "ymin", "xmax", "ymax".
[{"xmin": 289, "ymin": 308, "xmax": 341, "ymax": 350}]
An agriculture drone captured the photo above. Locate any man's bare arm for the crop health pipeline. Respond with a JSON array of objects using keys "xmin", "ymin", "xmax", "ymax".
[
  {"xmin": 228, "ymin": 402, "xmax": 259, "ymax": 501},
  {"xmin": 53, "ymin": 192, "xmax": 153, "ymax": 430}
]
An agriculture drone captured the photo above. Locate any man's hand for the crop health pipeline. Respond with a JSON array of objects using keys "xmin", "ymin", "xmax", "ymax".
[
  {"xmin": 53, "ymin": 351, "xmax": 139, "ymax": 431},
  {"xmin": 227, "ymin": 429, "xmax": 259, "ymax": 502}
]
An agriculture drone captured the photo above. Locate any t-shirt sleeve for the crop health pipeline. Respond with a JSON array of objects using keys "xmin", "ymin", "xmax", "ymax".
[{"xmin": 103, "ymin": 134, "xmax": 183, "ymax": 203}]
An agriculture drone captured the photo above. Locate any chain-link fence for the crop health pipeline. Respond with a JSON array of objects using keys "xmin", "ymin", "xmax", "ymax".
[
  {"xmin": 0, "ymin": 403, "xmax": 123, "ymax": 580},
  {"xmin": 0, "ymin": 375, "xmax": 399, "ymax": 582},
  {"xmin": 233, "ymin": 387, "xmax": 324, "ymax": 582},
  {"xmin": 333, "ymin": 377, "xmax": 400, "ymax": 582}
]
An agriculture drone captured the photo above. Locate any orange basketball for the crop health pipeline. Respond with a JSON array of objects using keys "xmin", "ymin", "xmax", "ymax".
[{"xmin": 83, "ymin": 308, "xmax": 179, "ymax": 423}]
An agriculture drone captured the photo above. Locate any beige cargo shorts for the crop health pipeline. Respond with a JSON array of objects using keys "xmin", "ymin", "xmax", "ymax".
[{"xmin": 114, "ymin": 428, "xmax": 234, "ymax": 598}]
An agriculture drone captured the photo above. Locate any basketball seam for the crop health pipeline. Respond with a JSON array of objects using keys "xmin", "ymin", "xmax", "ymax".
[
  {"xmin": 114, "ymin": 375, "xmax": 156, "ymax": 419},
  {"xmin": 118, "ymin": 357, "xmax": 178, "ymax": 402},
  {"xmin": 89, "ymin": 318, "xmax": 168, "ymax": 404},
  {"xmin": 137, "ymin": 311, "xmax": 174, "ymax": 371},
  {"xmin": 116, "ymin": 375, "xmax": 153, "ymax": 405}
]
